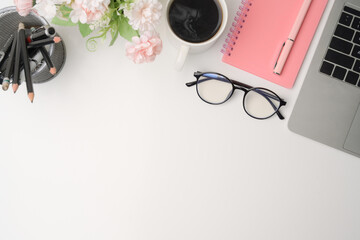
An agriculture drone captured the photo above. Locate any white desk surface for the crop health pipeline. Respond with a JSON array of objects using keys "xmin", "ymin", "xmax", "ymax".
[{"xmin": 1, "ymin": 0, "xmax": 359, "ymax": 239}]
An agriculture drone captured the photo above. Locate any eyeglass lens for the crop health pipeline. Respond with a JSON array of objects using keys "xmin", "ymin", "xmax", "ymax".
[
  {"xmin": 244, "ymin": 88, "xmax": 281, "ymax": 119},
  {"xmin": 196, "ymin": 74, "xmax": 233, "ymax": 104}
]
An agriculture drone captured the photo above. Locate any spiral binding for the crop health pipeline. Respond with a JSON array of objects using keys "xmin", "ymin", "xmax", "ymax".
[{"xmin": 221, "ymin": 0, "xmax": 253, "ymax": 56}]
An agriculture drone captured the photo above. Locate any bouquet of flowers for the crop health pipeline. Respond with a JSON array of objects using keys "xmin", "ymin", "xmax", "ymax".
[{"xmin": 14, "ymin": 0, "xmax": 163, "ymax": 63}]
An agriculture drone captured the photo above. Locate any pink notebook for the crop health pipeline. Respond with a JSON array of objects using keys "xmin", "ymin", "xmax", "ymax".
[{"xmin": 221, "ymin": 0, "xmax": 328, "ymax": 88}]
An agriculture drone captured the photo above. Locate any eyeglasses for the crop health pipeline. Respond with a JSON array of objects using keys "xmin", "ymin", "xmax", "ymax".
[{"xmin": 186, "ymin": 71, "xmax": 287, "ymax": 120}]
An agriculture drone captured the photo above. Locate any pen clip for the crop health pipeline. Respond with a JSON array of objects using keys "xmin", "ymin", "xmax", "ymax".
[{"xmin": 274, "ymin": 42, "xmax": 285, "ymax": 70}]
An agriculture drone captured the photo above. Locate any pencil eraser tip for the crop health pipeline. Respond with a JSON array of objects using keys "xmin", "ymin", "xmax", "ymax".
[
  {"xmin": 50, "ymin": 68, "xmax": 57, "ymax": 75},
  {"xmin": 54, "ymin": 37, "xmax": 61, "ymax": 43}
]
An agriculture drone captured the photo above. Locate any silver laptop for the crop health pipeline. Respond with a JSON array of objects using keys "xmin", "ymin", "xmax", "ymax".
[{"xmin": 289, "ymin": 1, "xmax": 360, "ymax": 158}]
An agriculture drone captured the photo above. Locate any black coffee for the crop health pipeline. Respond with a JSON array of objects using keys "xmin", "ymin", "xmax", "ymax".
[{"xmin": 169, "ymin": 0, "xmax": 222, "ymax": 43}]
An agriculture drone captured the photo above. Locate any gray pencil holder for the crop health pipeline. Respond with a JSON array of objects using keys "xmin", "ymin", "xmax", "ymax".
[{"xmin": 0, "ymin": 6, "xmax": 66, "ymax": 84}]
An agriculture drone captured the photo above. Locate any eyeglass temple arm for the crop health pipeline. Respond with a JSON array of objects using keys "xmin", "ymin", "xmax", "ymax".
[
  {"xmin": 186, "ymin": 81, "xmax": 197, "ymax": 87},
  {"xmin": 229, "ymin": 79, "xmax": 253, "ymax": 89},
  {"xmin": 186, "ymin": 78, "xmax": 252, "ymax": 88},
  {"xmin": 229, "ymin": 79, "xmax": 285, "ymax": 103}
]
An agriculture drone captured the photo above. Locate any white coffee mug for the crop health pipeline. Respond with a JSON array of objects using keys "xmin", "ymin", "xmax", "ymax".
[{"xmin": 166, "ymin": 0, "xmax": 228, "ymax": 71}]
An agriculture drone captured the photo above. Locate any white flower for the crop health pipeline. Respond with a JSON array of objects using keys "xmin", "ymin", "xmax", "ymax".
[
  {"xmin": 69, "ymin": 4, "xmax": 87, "ymax": 23},
  {"xmin": 34, "ymin": 0, "xmax": 57, "ymax": 19},
  {"xmin": 70, "ymin": 0, "xmax": 110, "ymax": 24},
  {"xmin": 89, "ymin": 15, "xmax": 110, "ymax": 30},
  {"xmin": 125, "ymin": 0, "xmax": 162, "ymax": 32}
]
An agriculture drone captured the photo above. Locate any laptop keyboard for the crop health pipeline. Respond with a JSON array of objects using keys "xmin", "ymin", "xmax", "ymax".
[{"xmin": 320, "ymin": 5, "xmax": 360, "ymax": 87}]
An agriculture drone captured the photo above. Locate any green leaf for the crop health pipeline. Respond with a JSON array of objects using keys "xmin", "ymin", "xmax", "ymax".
[
  {"xmin": 118, "ymin": 17, "xmax": 138, "ymax": 42},
  {"xmin": 59, "ymin": 5, "xmax": 73, "ymax": 18},
  {"xmin": 109, "ymin": 29, "xmax": 119, "ymax": 46},
  {"xmin": 78, "ymin": 23, "xmax": 93, "ymax": 38},
  {"xmin": 52, "ymin": 16, "xmax": 77, "ymax": 27}
]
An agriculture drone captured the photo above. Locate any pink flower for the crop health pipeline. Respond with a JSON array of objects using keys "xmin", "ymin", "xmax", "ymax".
[
  {"xmin": 14, "ymin": 0, "xmax": 34, "ymax": 16},
  {"xmin": 125, "ymin": 31, "xmax": 162, "ymax": 64}
]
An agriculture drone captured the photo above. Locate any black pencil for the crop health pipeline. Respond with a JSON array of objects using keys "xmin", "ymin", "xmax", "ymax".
[
  {"xmin": 11, "ymin": 47, "xmax": 40, "ymax": 93},
  {"xmin": 39, "ymin": 46, "xmax": 56, "ymax": 75},
  {"xmin": 27, "ymin": 36, "xmax": 61, "ymax": 49},
  {"xmin": 2, "ymin": 32, "xmax": 17, "ymax": 91},
  {"xmin": 12, "ymin": 29, "xmax": 22, "ymax": 93},
  {"xmin": 18, "ymin": 23, "xmax": 34, "ymax": 102}
]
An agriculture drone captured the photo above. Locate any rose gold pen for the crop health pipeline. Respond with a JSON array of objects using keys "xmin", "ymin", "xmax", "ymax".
[{"xmin": 274, "ymin": 0, "xmax": 312, "ymax": 75}]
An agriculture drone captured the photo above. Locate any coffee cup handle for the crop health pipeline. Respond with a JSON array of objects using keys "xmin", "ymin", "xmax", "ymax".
[{"xmin": 175, "ymin": 44, "xmax": 190, "ymax": 71}]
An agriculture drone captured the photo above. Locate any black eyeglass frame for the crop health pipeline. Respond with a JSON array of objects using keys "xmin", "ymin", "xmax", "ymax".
[{"xmin": 186, "ymin": 71, "xmax": 287, "ymax": 120}]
